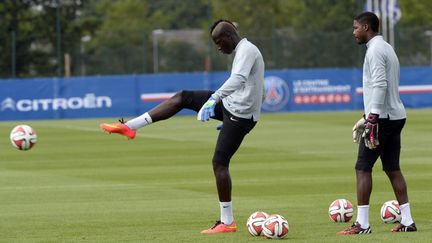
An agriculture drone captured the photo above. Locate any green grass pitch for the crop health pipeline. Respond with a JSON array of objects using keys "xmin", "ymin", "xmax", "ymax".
[{"xmin": 1, "ymin": 110, "xmax": 431, "ymax": 242}]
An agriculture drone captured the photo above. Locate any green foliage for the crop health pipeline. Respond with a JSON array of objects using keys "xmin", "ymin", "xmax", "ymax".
[
  {"xmin": 95, "ymin": 0, "xmax": 156, "ymax": 47},
  {"xmin": 0, "ymin": 1, "xmax": 44, "ymax": 78},
  {"xmin": 1, "ymin": 0, "xmax": 432, "ymax": 77},
  {"xmin": 147, "ymin": 0, "xmax": 209, "ymax": 29},
  {"xmin": 85, "ymin": 0, "xmax": 210, "ymax": 75},
  {"xmin": 295, "ymin": 0, "xmax": 358, "ymax": 32},
  {"xmin": 398, "ymin": 0, "xmax": 432, "ymax": 27},
  {"xmin": 160, "ymin": 41, "xmax": 206, "ymax": 72},
  {"xmin": 211, "ymin": 0, "xmax": 360, "ymax": 69},
  {"xmin": 0, "ymin": 0, "xmax": 89, "ymax": 78}
]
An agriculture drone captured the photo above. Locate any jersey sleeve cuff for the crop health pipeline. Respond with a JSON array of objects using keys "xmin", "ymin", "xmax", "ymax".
[
  {"xmin": 211, "ymin": 93, "xmax": 221, "ymax": 103},
  {"xmin": 370, "ymin": 108, "xmax": 381, "ymax": 115}
]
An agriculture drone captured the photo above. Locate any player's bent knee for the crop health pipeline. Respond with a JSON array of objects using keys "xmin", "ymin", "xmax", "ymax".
[
  {"xmin": 355, "ymin": 163, "xmax": 373, "ymax": 172},
  {"xmin": 171, "ymin": 90, "xmax": 186, "ymax": 106},
  {"xmin": 384, "ymin": 168, "xmax": 402, "ymax": 177},
  {"xmin": 212, "ymin": 151, "xmax": 231, "ymax": 168},
  {"xmin": 212, "ymin": 160, "xmax": 230, "ymax": 170},
  {"xmin": 176, "ymin": 90, "xmax": 199, "ymax": 108},
  {"xmin": 355, "ymin": 168, "xmax": 373, "ymax": 174},
  {"xmin": 383, "ymin": 165, "xmax": 400, "ymax": 172},
  {"xmin": 212, "ymin": 163, "xmax": 229, "ymax": 176}
]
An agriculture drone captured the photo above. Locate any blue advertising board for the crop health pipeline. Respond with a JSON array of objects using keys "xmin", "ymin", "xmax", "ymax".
[{"xmin": 1, "ymin": 67, "xmax": 432, "ymax": 121}]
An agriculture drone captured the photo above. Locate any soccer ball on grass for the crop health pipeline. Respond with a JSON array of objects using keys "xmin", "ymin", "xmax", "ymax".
[
  {"xmin": 10, "ymin": 125, "xmax": 37, "ymax": 151},
  {"xmin": 328, "ymin": 199, "xmax": 354, "ymax": 222},
  {"xmin": 261, "ymin": 214, "xmax": 289, "ymax": 239},
  {"xmin": 380, "ymin": 200, "xmax": 401, "ymax": 224},
  {"xmin": 246, "ymin": 211, "xmax": 269, "ymax": 236}
]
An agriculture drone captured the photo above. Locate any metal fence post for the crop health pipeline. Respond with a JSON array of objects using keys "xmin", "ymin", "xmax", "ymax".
[
  {"xmin": 11, "ymin": 31, "xmax": 16, "ymax": 78},
  {"xmin": 56, "ymin": 0, "xmax": 62, "ymax": 77}
]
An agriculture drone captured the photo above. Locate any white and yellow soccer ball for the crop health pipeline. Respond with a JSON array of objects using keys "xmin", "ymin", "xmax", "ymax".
[
  {"xmin": 261, "ymin": 214, "xmax": 289, "ymax": 239},
  {"xmin": 10, "ymin": 125, "xmax": 37, "ymax": 151},
  {"xmin": 380, "ymin": 200, "xmax": 401, "ymax": 224},
  {"xmin": 246, "ymin": 211, "xmax": 269, "ymax": 236},
  {"xmin": 328, "ymin": 199, "xmax": 354, "ymax": 222}
]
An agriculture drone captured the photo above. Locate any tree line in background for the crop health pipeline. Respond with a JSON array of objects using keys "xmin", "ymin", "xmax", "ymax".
[{"xmin": 1, "ymin": 0, "xmax": 432, "ymax": 78}]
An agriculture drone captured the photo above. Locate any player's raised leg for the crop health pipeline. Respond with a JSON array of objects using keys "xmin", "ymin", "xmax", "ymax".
[
  {"xmin": 100, "ymin": 90, "xmax": 209, "ymax": 139},
  {"xmin": 99, "ymin": 117, "xmax": 138, "ymax": 139}
]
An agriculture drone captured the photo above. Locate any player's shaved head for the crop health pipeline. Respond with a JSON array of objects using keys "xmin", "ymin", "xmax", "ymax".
[
  {"xmin": 210, "ymin": 19, "xmax": 238, "ymax": 39},
  {"xmin": 210, "ymin": 19, "xmax": 241, "ymax": 54}
]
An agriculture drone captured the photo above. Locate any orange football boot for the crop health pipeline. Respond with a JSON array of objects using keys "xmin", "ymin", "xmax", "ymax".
[
  {"xmin": 337, "ymin": 222, "xmax": 372, "ymax": 235},
  {"xmin": 100, "ymin": 118, "xmax": 136, "ymax": 139},
  {"xmin": 200, "ymin": 221, "xmax": 237, "ymax": 234}
]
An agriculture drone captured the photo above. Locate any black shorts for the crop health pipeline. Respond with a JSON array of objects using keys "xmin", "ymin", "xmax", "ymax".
[
  {"xmin": 181, "ymin": 90, "xmax": 257, "ymax": 167},
  {"xmin": 355, "ymin": 118, "xmax": 406, "ymax": 172}
]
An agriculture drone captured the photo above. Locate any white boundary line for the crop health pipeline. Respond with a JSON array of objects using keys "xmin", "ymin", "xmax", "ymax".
[
  {"xmin": 140, "ymin": 92, "xmax": 175, "ymax": 102},
  {"xmin": 356, "ymin": 85, "xmax": 432, "ymax": 95}
]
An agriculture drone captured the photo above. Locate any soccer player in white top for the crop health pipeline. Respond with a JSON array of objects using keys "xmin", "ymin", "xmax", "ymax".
[
  {"xmin": 338, "ymin": 12, "xmax": 416, "ymax": 235},
  {"xmin": 100, "ymin": 19, "xmax": 265, "ymax": 234}
]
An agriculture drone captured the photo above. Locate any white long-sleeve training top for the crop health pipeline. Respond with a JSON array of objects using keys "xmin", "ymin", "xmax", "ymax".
[
  {"xmin": 363, "ymin": 35, "xmax": 406, "ymax": 120},
  {"xmin": 211, "ymin": 38, "xmax": 265, "ymax": 121}
]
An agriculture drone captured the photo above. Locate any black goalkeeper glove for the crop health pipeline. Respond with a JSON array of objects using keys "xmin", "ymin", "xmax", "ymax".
[{"xmin": 363, "ymin": 113, "xmax": 379, "ymax": 149}]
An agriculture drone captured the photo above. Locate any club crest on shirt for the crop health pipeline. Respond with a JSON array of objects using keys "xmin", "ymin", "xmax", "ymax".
[{"xmin": 262, "ymin": 76, "xmax": 290, "ymax": 111}]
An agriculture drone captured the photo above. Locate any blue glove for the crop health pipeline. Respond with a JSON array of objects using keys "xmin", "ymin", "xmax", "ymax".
[
  {"xmin": 216, "ymin": 123, "xmax": 223, "ymax": 130},
  {"xmin": 197, "ymin": 97, "xmax": 216, "ymax": 121}
]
